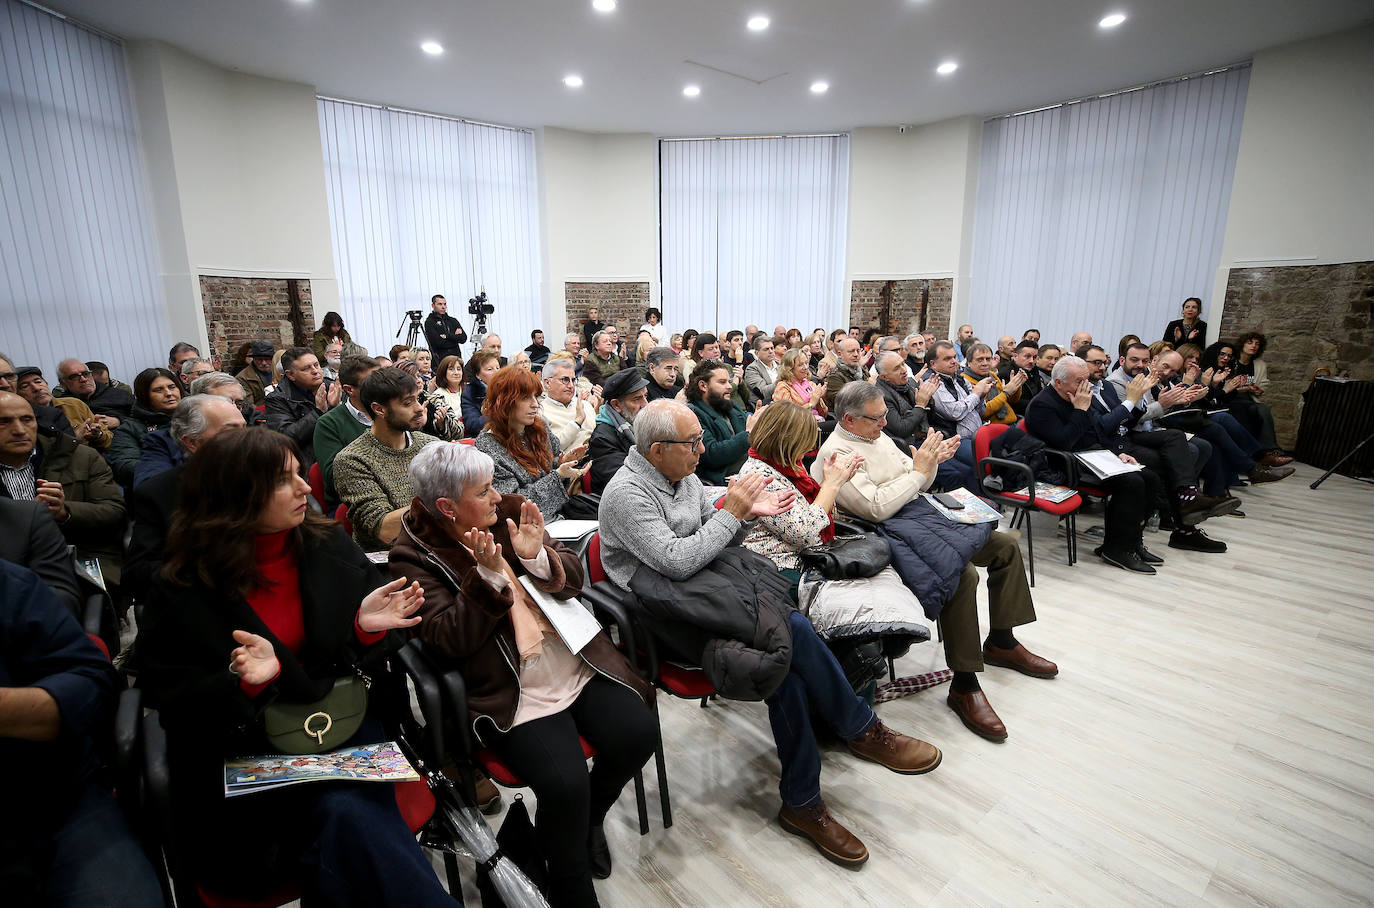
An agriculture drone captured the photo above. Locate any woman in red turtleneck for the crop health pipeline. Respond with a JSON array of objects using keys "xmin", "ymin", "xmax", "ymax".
[{"xmin": 139, "ymin": 427, "xmax": 457, "ymax": 905}]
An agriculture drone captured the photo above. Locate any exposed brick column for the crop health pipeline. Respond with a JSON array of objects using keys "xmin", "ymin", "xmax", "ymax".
[
  {"xmin": 564, "ymin": 282, "xmax": 653, "ymax": 342},
  {"xmin": 848, "ymin": 278, "xmax": 952, "ymax": 338},
  {"xmin": 199, "ymin": 275, "xmax": 315, "ymax": 362}
]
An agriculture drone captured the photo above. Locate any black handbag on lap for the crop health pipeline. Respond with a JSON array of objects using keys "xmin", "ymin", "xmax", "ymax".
[{"xmin": 797, "ymin": 531, "xmax": 891, "ymax": 580}]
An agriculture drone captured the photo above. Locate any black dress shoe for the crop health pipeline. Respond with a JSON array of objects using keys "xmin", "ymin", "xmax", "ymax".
[
  {"xmin": 1099, "ymin": 547, "xmax": 1156, "ymax": 574},
  {"xmin": 1168, "ymin": 528, "xmax": 1228, "ymax": 553},
  {"xmin": 1135, "ymin": 545, "xmax": 1164, "ymax": 565},
  {"xmin": 588, "ymin": 824, "xmax": 612, "ymax": 879}
]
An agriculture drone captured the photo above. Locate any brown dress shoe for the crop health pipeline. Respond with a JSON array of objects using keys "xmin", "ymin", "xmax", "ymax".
[
  {"xmin": 947, "ymin": 688, "xmax": 1008, "ymax": 741},
  {"xmin": 982, "ymin": 643, "xmax": 1059, "ymax": 679},
  {"xmin": 778, "ymin": 801, "xmax": 869, "ymax": 867},
  {"xmin": 1258, "ymin": 452, "xmax": 1293, "ymax": 467},
  {"xmin": 1248, "ymin": 463, "xmax": 1295, "ymax": 483},
  {"xmin": 846, "ymin": 719, "xmax": 942, "ymax": 774}
]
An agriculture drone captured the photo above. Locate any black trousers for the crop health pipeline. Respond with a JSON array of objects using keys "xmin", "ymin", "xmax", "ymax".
[
  {"xmin": 488, "ymin": 677, "xmax": 657, "ymax": 908},
  {"xmin": 1125, "ymin": 428, "xmax": 1198, "ymax": 489},
  {"xmin": 1098, "ymin": 467, "xmax": 1163, "ymax": 554}
]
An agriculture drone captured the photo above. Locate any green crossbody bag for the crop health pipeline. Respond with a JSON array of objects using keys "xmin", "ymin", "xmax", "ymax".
[{"xmin": 261, "ymin": 674, "xmax": 369, "ymax": 754}]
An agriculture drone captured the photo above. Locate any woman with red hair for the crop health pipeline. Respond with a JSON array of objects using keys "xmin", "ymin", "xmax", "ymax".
[{"xmin": 473, "ymin": 366, "xmax": 596, "ymax": 519}]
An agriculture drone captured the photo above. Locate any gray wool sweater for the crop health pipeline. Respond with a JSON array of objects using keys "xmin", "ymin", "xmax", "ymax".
[
  {"xmin": 596, "ymin": 447, "xmax": 746, "ymax": 592},
  {"xmin": 474, "ymin": 426, "xmax": 570, "ymax": 519}
]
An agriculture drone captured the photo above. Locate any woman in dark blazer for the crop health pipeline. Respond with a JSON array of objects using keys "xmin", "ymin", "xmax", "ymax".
[
  {"xmin": 389, "ymin": 440, "xmax": 654, "ymax": 908},
  {"xmin": 1162, "ymin": 297, "xmax": 1208, "ymax": 347},
  {"xmin": 138, "ymin": 427, "xmax": 455, "ymax": 906}
]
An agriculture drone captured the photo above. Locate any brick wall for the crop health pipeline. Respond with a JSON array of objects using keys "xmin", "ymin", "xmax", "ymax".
[
  {"xmin": 1218, "ymin": 260, "xmax": 1374, "ymax": 446},
  {"xmin": 848, "ymin": 278, "xmax": 952, "ymax": 339},
  {"xmin": 564, "ymin": 282, "xmax": 652, "ymax": 341},
  {"xmin": 200, "ymin": 276, "xmax": 314, "ymax": 363}
]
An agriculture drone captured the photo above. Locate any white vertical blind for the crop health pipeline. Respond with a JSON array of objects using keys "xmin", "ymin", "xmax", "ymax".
[
  {"xmin": 0, "ymin": 0, "xmax": 166, "ymax": 382},
  {"xmin": 660, "ymin": 135, "xmax": 849, "ymax": 334},
  {"xmin": 969, "ymin": 66, "xmax": 1249, "ymax": 349},
  {"xmin": 318, "ymin": 98, "xmax": 541, "ymax": 356}
]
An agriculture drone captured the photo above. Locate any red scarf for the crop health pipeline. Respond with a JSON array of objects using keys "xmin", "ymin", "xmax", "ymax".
[{"xmin": 748, "ymin": 448, "xmax": 834, "ymax": 542}]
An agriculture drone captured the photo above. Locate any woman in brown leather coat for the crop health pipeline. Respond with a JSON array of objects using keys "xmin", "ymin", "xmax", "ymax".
[{"xmin": 388, "ymin": 441, "xmax": 655, "ymax": 908}]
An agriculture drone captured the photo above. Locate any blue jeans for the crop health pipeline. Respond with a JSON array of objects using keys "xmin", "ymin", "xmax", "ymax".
[
  {"xmin": 44, "ymin": 783, "xmax": 163, "ymax": 908},
  {"xmin": 767, "ymin": 612, "xmax": 877, "ymax": 809},
  {"xmin": 1197, "ymin": 412, "xmax": 1261, "ymax": 493}
]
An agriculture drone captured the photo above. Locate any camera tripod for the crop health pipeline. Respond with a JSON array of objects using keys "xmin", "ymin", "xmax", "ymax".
[
  {"xmin": 469, "ymin": 315, "xmax": 489, "ymax": 356},
  {"xmin": 396, "ymin": 311, "xmax": 424, "ymax": 348},
  {"xmin": 1310, "ymin": 430, "xmax": 1374, "ymax": 489}
]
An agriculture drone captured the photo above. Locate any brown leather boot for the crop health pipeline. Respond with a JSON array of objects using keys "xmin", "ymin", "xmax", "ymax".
[
  {"xmin": 778, "ymin": 800, "xmax": 869, "ymax": 867},
  {"xmin": 846, "ymin": 719, "xmax": 942, "ymax": 774}
]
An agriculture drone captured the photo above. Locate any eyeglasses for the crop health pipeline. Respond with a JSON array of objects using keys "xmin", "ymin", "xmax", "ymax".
[
  {"xmin": 659, "ymin": 434, "xmax": 704, "ymax": 450},
  {"xmin": 852, "ymin": 412, "xmax": 887, "ymax": 423},
  {"xmin": 547, "ymin": 375, "xmax": 576, "ymax": 385},
  {"xmin": 62, "ymin": 370, "xmax": 92, "ymax": 381}
]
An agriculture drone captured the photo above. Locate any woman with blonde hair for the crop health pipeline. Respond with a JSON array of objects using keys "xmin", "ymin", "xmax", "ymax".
[{"xmin": 771, "ymin": 347, "xmax": 828, "ymax": 420}]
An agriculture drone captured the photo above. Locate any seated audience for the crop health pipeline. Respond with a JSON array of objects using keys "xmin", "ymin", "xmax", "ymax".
[
  {"xmin": 123, "ymin": 396, "xmax": 246, "ymax": 601},
  {"xmin": 390, "ymin": 443, "xmax": 655, "ymax": 904},
  {"xmin": 685, "ymin": 359, "xmax": 759, "ymax": 485},
  {"xmin": 167, "ymin": 342, "xmax": 202, "ymax": 377},
  {"xmin": 86, "ymin": 361, "xmax": 132, "ymax": 395},
  {"xmin": 319, "ymin": 339, "xmax": 345, "ymax": 384},
  {"xmin": 963, "ymin": 342, "xmax": 1025, "ymax": 426},
  {"xmin": 266, "ymin": 346, "xmax": 339, "ymax": 468},
  {"xmin": 412, "ymin": 346, "xmax": 434, "ymax": 388},
  {"xmin": 54, "ymin": 357, "xmax": 134, "ymax": 423},
  {"xmin": 334, "ymin": 368, "xmax": 438, "ymax": 551},
  {"xmin": 133, "ymin": 393, "xmax": 244, "ymax": 488},
  {"xmin": 541, "ymin": 358, "xmax": 600, "ymax": 450},
  {"xmin": 313, "ymin": 355, "xmax": 382, "ymax": 508},
  {"xmin": 721, "ymin": 330, "xmax": 748, "ymax": 370},
  {"xmin": 424, "ymin": 354, "xmax": 467, "ymax": 441},
  {"xmin": 953, "ymin": 324, "xmax": 975, "ymax": 364},
  {"xmin": 1229, "ymin": 331, "xmax": 1278, "ymax": 449},
  {"xmin": 677, "ymin": 329, "xmax": 699, "ymax": 373},
  {"xmin": 462, "ymin": 348, "xmax": 503, "ymax": 435},
  {"xmin": 235, "ymin": 340, "xmax": 275, "ymax": 406},
  {"xmin": 1163, "ymin": 297, "xmax": 1207, "ymax": 347},
  {"xmin": 873, "ymin": 351, "xmax": 973, "ymax": 492},
  {"xmin": 560, "ymin": 333, "xmax": 587, "ymax": 379},
  {"xmin": 587, "ymin": 369, "xmax": 650, "ymax": 494},
  {"xmin": 1114, "ymin": 333, "xmax": 1142, "ymax": 372},
  {"xmin": 1, "ymin": 354, "xmax": 72, "ymax": 439},
  {"xmin": 1014, "ymin": 342, "xmax": 1058, "ymax": 411},
  {"xmin": 310, "ymin": 310, "xmax": 352, "ymax": 363},
  {"xmin": 816, "ymin": 382, "xmax": 1056, "ymax": 739},
  {"xmin": 904, "ymin": 333, "xmax": 927, "ymax": 373},
  {"xmin": 0, "ymin": 498, "xmax": 81, "ymax": 613},
  {"xmin": 108, "ymin": 367, "xmax": 182, "ymax": 487},
  {"xmin": 1024, "ymin": 355, "xmax": 1171, "ymax": 572},
  {"xmin": 640, "ymin": 307, "xmax": 667, "ymax": 345},
  {"xmin": 1022, "ymin": 328, "xmax": 1041, "ymax": 344},
  {"xmin": 995, "ymin": 335, "xmax": 1017, "ymax": 373},
  {"xmin": 0, "ymin": 561, "xmax": 163, "ymax": 907},
  {"xmin": 138, "ymin": 427, "xmax": 452, "ymax": 905},
  {"xmin": 822, "ymin": 337, "xmax": 870, "ymax": 411},
  {"xmin": 1002, "ymin": 341, "xmax": 1039, "ymax": 409},
  {"xmin": 0, "ymin": 392, "xmax": 126, "ymax": 587},
  {"xmin": 190, "ymin": 370, "xmax": 264, "ymax": 424},
  {"xmin": 642, "ymin": 346, "xmax": 685, "ymax": 402},
  {"xmin": 14, "ymin": 365, "xmax": 110, "ymax": 449},
  {"xmin": 482, "ymin": 334, "xmax": 509, "ymax": 368},
  {"xmin": 475, "ymin": 367, "xmax": 595, "ymax": 519},
  {"xmin": 599, "ymin": 399, "xmax": 941, "ymax": 867},
  {"xmin": 771, "ymin": 348, "xmax": 829, "ymax": 420},
  {"xmin": 1068, "ymin": 331, "xmax": 1093, "ymax": 356},
  {"xmin": 785, "ymin": 327, "xmax": 804, "ymax": 349},
  {"xmin": 925, "ymin": 341, "xmax": 992, "ymax": 470},
  {"xmin": 178, "ymin": 356, "xmax": 216, "ymax": 391}
]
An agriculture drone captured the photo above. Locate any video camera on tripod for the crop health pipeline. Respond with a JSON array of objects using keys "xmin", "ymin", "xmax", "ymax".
[{"xmin": 395, "ymin": 309, "xmax": 424, "ymax": 347}]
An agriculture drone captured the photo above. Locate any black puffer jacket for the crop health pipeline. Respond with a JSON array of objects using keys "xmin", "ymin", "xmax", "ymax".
[{"xmin": 628, "ymin": 547, "xmax": 795, "ymax": 701}]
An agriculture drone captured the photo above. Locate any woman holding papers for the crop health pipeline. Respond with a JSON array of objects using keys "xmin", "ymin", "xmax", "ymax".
[
  {"xmin": 139, "ymin": 427, "xmax": 455, "ymax": 905},
  {"xmin": 390, "ymin": 441, "xmax": 655, "ymax": 908}
]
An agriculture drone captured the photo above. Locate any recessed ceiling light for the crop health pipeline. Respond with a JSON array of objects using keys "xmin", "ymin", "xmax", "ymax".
[
  {"xmin": 747, "ymin": 15, "xmax": 770, "ymax": 31},
  {"xmin": 592, "ymin": 0, "xmax": 616, "ymax": 12},
  {"xmin": 420, "ymin": 41, "xmax": 443, "ymax": 56},
  {"xmin": 936, "ymin": 60, "xmax": 958, "ymax": 75},
  {"xmin": 810, "ymin": 80, "xmax": 829, "ymax": 94},
  {"xmin": 1099, "ymin": 12, "xmax": 1126, "ymax": 28},
  {"xmin": 683, "ymin": 84, "xmax": 701, "ymax": 98},
  {"xmin": 563, "ymin": 74, "xmax": 584, "ymax": 88}
]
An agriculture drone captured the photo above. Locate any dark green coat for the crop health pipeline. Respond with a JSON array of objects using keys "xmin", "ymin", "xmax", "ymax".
[{"xmin": 686, "ymin": 399, "xmax": 749, "ymax": 485}]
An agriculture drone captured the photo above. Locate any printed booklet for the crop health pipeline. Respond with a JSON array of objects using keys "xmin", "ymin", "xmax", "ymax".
[{"xmin": 224, "ymin": 741, "xmax": 419, "ymax": 797}]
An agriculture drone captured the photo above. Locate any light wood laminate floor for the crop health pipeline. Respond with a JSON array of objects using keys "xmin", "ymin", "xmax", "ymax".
[{"xmin": 456, "ymin": 463, "xmax": 1374, "ymax": 907}]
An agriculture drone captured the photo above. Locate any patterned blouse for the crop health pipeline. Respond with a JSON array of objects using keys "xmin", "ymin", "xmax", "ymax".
[{"xmin": 737, "ymin": 458, "xmax": 833, "ymax": 571}]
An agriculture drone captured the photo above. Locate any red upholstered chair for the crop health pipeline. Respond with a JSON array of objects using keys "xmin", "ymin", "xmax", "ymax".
[
  {"xmin": 307, "ymin": 462, "xmax": 326, "ymax": 510},
  {"xmin": 333, "ymin": 502, "xmax": 352, "ymax": 537},
  {"xmin": 974, "ymin": 423, "xmax": 1082, "ymax": 586}
]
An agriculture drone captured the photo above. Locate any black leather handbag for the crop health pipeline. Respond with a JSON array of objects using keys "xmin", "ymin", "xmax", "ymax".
[{"xmin": 797, "ymin": 531, "xmax": 891, "ymax": 580}]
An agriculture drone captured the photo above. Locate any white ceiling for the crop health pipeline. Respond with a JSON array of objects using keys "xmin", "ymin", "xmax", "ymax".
[{"xmin": 50, "ymin": 0, "xmax": 1373, "ymax": 134}]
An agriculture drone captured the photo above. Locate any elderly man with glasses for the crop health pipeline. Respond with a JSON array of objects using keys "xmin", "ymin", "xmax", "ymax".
[
  {"xmin": 52, "ymin": 358, "xmax": 134, "ymax": 425},
  {"xmin": 539, "ymin": 358, "xmax": 600, "ymax": 450},
  {"xmin": 599, "ymin": 399, "xmax": 943, "ymax": 868}
]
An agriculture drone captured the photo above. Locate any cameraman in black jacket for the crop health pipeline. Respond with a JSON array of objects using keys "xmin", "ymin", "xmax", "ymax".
[{"xmin": 422, "ymin": 294, "xmax": 467, "ymax": 362}]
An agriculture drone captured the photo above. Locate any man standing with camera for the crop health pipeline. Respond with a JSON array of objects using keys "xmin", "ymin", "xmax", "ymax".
[{"xmin": 423, "ymin": 294, "xmax": 467, "ymax": 363}]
